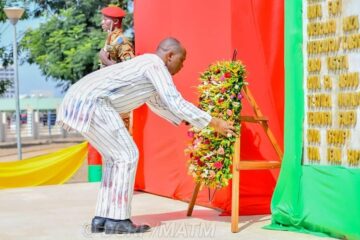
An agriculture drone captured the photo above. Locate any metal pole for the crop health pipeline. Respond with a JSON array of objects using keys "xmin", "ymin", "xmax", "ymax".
[
  {"xmin": 48, "ymin": 110, "xmax": 52, "ymax": 138},
  {"xmin": 13, "ymin": 23, "xmax": 22, "ymax": 160}
]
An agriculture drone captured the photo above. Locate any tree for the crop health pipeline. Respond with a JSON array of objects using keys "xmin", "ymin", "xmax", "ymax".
[
  {"xmin": 0, "ymin": 0, "xmax": 133, "ymax": 92},
  {"xmin": 0, "ymin": 79, "xmax": 13, "ymax": 97}
]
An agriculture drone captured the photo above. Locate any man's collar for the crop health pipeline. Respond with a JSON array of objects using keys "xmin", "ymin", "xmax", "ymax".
[{"xmin": 151, "ymin": 54, "xmax": 166, "ymax": 66}]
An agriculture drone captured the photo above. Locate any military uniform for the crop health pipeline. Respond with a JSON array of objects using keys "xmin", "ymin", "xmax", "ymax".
[
  {"xmin": 100, "ymin": 7, "xmax": 135, "ymax": 131},
  {"xmin": 88, "ymin": 5, "xmax": 135, "ymax": 186},
  {"xmin": 103, "ymin": 28, "xmax": 134, "ymax": 65},
  {"xmin": 102, "ymin": 29, "xmax": 134, "ymax": 129}
]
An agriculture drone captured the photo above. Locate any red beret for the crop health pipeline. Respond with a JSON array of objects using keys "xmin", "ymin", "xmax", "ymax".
[{"xmin": 101, "ymin": 6, "xmax": 126, "ymax": 18}]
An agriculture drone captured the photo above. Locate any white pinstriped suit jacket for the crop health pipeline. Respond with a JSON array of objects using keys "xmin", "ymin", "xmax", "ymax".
[{"xmin": 57, "ymin": 54, "xmax": 211, "ymax": 133}]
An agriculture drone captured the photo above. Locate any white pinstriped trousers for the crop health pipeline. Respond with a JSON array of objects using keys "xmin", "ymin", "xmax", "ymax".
[{"xmin": 83, "ymin": 101, "xmax": 139, "ymax": 220}]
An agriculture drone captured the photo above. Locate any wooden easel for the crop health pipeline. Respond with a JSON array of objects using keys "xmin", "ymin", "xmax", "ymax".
[{"xmin": 186, "ymin": 84, "xmax": 283, "ymax": 233}]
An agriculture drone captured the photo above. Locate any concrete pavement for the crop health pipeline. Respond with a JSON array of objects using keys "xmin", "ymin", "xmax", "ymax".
[{"xmin": 0, "ymin": 183, "xmax": 335, "ymax": 240}]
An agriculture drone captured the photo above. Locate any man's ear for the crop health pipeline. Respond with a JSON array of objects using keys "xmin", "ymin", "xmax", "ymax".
[
  {"xmin": 167, "ymin": 51, "xmax": 174, "ymax": 62},
  {"xmin": 165, "ymin": 51, "xmax": 174, "ymax": 63}
]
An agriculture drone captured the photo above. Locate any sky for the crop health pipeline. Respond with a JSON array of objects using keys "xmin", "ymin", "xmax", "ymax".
[{"xmin": 0, "ymin": 18, "xmax": 63, "ymax": 97}]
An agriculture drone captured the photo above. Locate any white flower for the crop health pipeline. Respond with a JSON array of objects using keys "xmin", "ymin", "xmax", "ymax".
[
  {"xmin": 189, "ymin": 164, "xmax": 196, "ymax": 171},
  {"xmin": 204, "ymin": 152, "xmax": 214, "ymax": 158}
]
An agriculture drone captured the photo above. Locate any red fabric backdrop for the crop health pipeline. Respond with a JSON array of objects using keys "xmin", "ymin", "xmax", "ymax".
[{"xmin": 133, "ymin": 0, "xmax": 284, "ymax": 215}]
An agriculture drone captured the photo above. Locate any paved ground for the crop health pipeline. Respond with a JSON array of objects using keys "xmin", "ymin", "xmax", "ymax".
[
  {"xmin": 0, "ymin": 183, "xmax": 335, "ymax": 240},
  {"xmin": 0, "ymin": 140, "xmax": 337, "ymax": 239},
  {"xmin": 0, "ymin": 137, "xmax": 85, "ymax": 161}
]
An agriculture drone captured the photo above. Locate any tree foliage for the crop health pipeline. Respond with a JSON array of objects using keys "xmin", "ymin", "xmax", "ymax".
[
  {"xmin": 0, "ymin": 79, "xmax": 13, "ymax": 97},
  {"xmin": 0, "ymin": 0, "xmax": 133, "ymax": 92}
]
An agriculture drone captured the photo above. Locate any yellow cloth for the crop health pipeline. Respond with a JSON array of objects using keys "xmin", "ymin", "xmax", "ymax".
[{"xmin": 0, "ymin": 142, "xmax": 88, "ymax": 189}]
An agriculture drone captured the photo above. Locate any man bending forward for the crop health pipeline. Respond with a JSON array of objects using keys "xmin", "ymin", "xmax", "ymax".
[{"xmin": 57, "ymin": 37, "xmax": 235, "ymax": 234}]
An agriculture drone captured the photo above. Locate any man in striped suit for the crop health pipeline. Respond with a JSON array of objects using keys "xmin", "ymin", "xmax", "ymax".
[{"xmin": 57, "ymin": 37, "xmax": 235, "ymax": 234}]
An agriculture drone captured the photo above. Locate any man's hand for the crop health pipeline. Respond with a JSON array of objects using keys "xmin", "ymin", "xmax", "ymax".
[
  {"xmin": 99, "ymin": 49, "xmax": 116, "ymax": 66},
  {"xmin": 99, "ymin": 49, "xmax": 109, "ymax": 63},
  {"xmin": 209, "ymin": 118, "xmax": 236, "ymax": 137}
]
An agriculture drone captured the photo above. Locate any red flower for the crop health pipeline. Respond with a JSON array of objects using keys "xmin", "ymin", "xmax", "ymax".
[
  {"xmin": 214, "ymin": 161, "xmax": 223, "ymax": 169},
  {"xmin": 224, "ymin": 72, "xmax": 232, "ymax": 78},
  {"xmin": 196, "ymin": 158, "xmax": 205, "ymax": 166},
  {"xmin": 220, "ymin": 87, "xmax": 226, "ymax": 93}
]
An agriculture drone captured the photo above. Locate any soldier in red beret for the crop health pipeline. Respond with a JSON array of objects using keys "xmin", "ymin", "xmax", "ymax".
[
  {"xmin": 99, "ymin": 5, "xmax": 134, "ymax": 129},
  {"xmin": 99, "ymin": 6, "xmax": 135, "ymax": 66},
  {"xmin": 89, "ymin": 5, "xmax": 138, "ymax": 234}
]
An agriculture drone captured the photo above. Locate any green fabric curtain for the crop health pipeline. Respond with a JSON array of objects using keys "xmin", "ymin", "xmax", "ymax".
[{"xmin": 266, "ymin": 0, "xmax": 360, "ymax": 239}]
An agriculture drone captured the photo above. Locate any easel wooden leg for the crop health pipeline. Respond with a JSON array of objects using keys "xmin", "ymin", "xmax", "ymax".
[
  {"xmin": 187, "ymin": 182, "xmax": 201, "ymax": 216},
  {"xmin": 261, "ymin": 122, "xmax": 283, "ymax": 159},
  {"xmin": 231, "ymin": 137, "xmax": 241, "ymax": 233},
  {"xmin": 242, "ymin": 85, "xmax": 283, "ymax": 159}
]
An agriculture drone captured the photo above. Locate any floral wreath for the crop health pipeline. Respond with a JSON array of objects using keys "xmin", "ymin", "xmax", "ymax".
[{"xmin": 186, "ymin": 60, "xmax": 246, "ymax": 189}]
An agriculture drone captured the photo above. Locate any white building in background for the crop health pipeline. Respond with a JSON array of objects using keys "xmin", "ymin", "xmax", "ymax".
[
  {"xmin": 0, "ymin": 66, "xmax": 15, "ymax": 98},
  {"xmin": 30, "ymin": 90, "xmax": 54, "ymax": 98}
]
